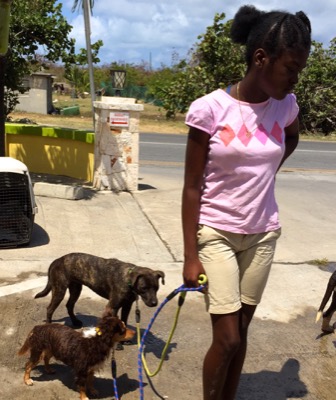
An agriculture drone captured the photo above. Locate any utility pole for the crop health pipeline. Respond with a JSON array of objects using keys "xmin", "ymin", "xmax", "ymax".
[
  {"xmin": 0, "ymin": 0, "xmax": 12, "ymax": 157},
  {"xmin": 82, "ymin": 0, "xmax": 95, "ymax": 128}
]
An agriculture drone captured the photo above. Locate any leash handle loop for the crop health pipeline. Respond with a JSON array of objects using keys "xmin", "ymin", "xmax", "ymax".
[{"xmin": 198, "ymin": 273, "xmax": 207, "ymax": 285}]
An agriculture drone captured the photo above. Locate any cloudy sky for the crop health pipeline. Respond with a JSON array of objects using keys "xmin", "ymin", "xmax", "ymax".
[{"xmin": 57, "ymin": 0, "xmax": 336, "ymax": 69}]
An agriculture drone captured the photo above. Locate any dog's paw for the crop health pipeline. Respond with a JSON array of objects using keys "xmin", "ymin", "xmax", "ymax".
[
  {"xmin": 24, "ymin": 378, "xmax": 34, "ymax": 386},
  {"xmin": 322, "ymin": 316, "xmax": 335, "ymax": 333},
  {"xmin": 115, "ymin": 342, "xmax": 124, "ymax": 351},
  {"xmin": 322, "ymin": 326, "xmax": 334, "ymax": 333},
  {"xmin": 122, "ymin": 340, "xmax": 134, "ymax": 346},
  {"xmin": 79, "ymin": 392, "xmax": 89, "ymax": 400}
]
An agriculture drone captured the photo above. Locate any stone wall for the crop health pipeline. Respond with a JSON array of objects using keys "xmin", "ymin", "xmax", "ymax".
[{"xmin": 93, "ymin": 97, "xmax": 143, "ymax": 191}]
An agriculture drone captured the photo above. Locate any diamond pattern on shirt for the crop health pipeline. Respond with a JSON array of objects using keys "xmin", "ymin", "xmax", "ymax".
[
  {"xmin": 237, "ymin": 124, "xmax": 252, "ymax": 147},
  {"xmin": 219, "ymin": 122, "xmax": 283, "ymax": 147},
  {"xmin": 270, "ymin": 121, "xmax": 283, "ymax": 143},
  {"xmin": 254, "ymin": 124, "xmax": 268, "ymax": 145},
  {"xmin": 219, "ymin": 124, "xmax": 235, "ymax": 146}
]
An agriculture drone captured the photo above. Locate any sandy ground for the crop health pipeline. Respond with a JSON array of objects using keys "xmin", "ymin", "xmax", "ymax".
[{"xmin": 1, "ymin": 285, "xmax": 335, "ymax": 400}]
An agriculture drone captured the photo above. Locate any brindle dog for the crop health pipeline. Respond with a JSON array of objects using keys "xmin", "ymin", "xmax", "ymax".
[{"xmin": 35, "ymin": 252, "xmax": 165, "ymax": 328}]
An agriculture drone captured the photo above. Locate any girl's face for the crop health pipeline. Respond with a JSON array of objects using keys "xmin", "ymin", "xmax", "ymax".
[{"xmin": 260, "ymin": 48, "xmax": 309, "ymax": 100}]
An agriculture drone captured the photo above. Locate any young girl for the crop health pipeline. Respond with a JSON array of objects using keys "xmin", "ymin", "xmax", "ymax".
[{"xmin": 182, "ymin": 5, "xmax": 311, "ymax": 400}]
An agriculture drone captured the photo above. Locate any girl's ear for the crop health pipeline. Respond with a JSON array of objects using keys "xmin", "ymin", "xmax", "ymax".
[{"xmin": 254, "ymin": 48, "xmax": 267, "ymax": 68}]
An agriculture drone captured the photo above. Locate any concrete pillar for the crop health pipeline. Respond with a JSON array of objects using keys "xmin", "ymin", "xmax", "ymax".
[{"xmin": 93, "ymin": 97, "xmax": 143, "ymax": 191}]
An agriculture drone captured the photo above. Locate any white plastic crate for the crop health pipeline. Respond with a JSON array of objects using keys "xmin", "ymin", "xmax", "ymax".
[{"xmin": 0, "ymin": 157, "xmax": 38, "ymax": 247}]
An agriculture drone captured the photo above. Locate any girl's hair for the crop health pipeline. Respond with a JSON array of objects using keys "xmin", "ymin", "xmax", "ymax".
[{"xmin": 230, "ymin": 5, "xmax": 311, "ymax": 66}]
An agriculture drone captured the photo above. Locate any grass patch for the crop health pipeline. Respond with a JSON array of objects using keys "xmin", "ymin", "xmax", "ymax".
[
  {"xmin": 308, "ymin": 258, "xmax": 330, "ymax": 267},
  {"xmin": 9, "ymin": 95, "xmax": 188, "ymax": 134}
]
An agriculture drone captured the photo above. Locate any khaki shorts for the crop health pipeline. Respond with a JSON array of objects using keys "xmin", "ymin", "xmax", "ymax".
[{"xmin": 197, "ymin": 224, "xmax": 281, "ymax": 314}]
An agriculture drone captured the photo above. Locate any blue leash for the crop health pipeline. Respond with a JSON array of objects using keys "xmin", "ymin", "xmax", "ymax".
[
  {"xmin": 137, "ymin": 275, "xmax": 207, "ymax": 400},
  {"xmin": 111, "ymin": 351, "xmax": 119, "ymax": 399}
]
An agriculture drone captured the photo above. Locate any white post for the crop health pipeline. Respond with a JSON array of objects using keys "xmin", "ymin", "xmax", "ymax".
[{"xmin": 93, "ymin": 97, "xmax": 143, "ymax": 192}]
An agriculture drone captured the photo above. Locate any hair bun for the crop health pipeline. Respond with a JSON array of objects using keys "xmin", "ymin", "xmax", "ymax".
[
  {"xmin": 295, "ymin": 11, "xmax": 312, "ymax": 33},
  {"xmin": 230, "ymin": 5, "xmax": 264, "ymax": 45}
]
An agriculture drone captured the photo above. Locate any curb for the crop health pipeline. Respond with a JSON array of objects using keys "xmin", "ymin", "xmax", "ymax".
[{"xmin": 34, "ymin": 182, "xmax": 84, "ymax": 200}]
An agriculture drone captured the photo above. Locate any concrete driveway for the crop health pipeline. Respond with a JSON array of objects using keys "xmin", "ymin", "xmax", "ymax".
[{"xmin": 0, "ymin": 169, "xmax": 335, "ymax": 399}]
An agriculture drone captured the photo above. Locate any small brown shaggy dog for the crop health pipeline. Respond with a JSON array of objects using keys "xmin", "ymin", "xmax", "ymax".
[{"xmin": 18, "ymin": 311, "xmax": 135, "ymax": 400}]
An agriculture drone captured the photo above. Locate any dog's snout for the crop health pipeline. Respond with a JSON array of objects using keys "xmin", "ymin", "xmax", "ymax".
[{"xmin": 149, "ymin": 300, "xmax": 157, "ymax": 307}]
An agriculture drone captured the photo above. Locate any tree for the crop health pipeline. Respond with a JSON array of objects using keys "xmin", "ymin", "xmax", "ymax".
[
  {"xmin": 295, "ymin": 39, "xmax": 336, "ymax": 134},
  {"xmin": 5, "ymin": 0, "xmax": 75, "ymax": 114},
  {"xmin": 64, "ymin": 40, "xmax": 103, "ymax": 97},
  {"xmin": 152, "ymin": 13, "xmax": 245, "ymax": 118},
  {"xmin": 152, "ymin": 12, "xmax": 336, "ymax": 135}
]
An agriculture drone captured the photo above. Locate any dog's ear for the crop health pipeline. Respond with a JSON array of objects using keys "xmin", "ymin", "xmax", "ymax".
[{"xmin": 156, "ymin": 271, "xmax": 165, "ymax": 285}]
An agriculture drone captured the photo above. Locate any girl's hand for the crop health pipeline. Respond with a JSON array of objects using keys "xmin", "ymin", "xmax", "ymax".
[{"xmin": 183, "ymin": 258, "xmax": 206, "ymax": 288}]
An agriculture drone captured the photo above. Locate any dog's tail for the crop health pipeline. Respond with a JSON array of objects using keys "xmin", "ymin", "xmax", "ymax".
[
  {"xmin": 34, "ymin": 259, "xmax": 56, "ymax": 298},
  {"xmin": 18, "ymin": 337, "xmax": 31, "ymax": 356},
  {"xmin": 34, "ymin": 281, "xmax": 51, "ymax": 298},
  {"xmin": 316, "ymin": 270, "xmax": 336, "ymax": 322}
]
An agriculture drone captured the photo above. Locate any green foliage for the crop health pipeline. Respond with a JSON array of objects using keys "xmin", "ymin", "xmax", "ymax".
[
  {"xmin": 64, "ymin": 40, "xmax": 103, "ymax": 96},
  {"xmin": 191, "ymin": 13, "xmax": 245, "ymax": 87},
  {"xmin": 296, "ymin": 40, "xmax": 336, "ymax": 134},
  {"xmin": 148, "ymin": 13, "xmax": 336, "ymax": 134},
  {"xmin": 4, "ymin": 88, "xmax": 19, "ymax": 116},
  {"xmin": 74, "ymin": 40, "xmax": 103, "ymax": 65},
  {"xmin": 94, "ymin": 61, "xmax": 157, "ymax": 98},
  {"xmin": 5, "ymin": 0, "xmax": 75, "ymax": 114},
  {"xmin": 151, "ymin": 13, "xmax": 245, "ymax": 118},
  {"xmin": 64, "ymin": 65, "xmax": 90, "ymax": 97}
]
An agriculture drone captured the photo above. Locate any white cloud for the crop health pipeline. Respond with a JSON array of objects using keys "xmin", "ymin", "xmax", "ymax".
[{"xmin": 58, "ymin": 0, "xmax": 336, "ymax": 68}]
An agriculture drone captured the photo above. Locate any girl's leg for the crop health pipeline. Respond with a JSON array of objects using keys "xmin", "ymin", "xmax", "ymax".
[
  {"xmin": 203, "ymin": 304, "xmax": 256, "ymax": 400},
  {"xmin": 221, "ymin": 303, "xmax": 256, "ymax": 399},
  {"xmin": 203, "ymin": 312, "xmax": 240, "ymax": 400}
]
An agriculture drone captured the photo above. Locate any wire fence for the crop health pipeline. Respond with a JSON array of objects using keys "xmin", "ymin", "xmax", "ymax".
[{"xmin": 98, "ymin": 82, "xmax": 163, "ymax": 106}]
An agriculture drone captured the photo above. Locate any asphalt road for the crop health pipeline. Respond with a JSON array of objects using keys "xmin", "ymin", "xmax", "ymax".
[{"xmin": 140, "ymin": 133, "xmax": 336, "ymax": 171}]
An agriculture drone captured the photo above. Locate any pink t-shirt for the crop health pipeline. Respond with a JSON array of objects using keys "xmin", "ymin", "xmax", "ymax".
[{"xmin": 185, "ymin": 89, "xmax": 299, "ymax": 234}]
